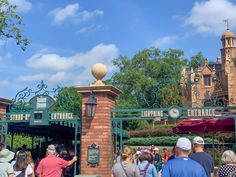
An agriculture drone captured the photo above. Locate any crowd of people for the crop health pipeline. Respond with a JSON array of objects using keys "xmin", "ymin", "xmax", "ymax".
[
  {"xmin": 0, "ymin": 143, "xmax": 77, "ymax": 177},
  {"xmin": 1, "ymin": 136, "xmax": 236, "ymax": 177},
  {"xmin": 112, "ymin": 136, "xmax": 236, "ymax": 177}
]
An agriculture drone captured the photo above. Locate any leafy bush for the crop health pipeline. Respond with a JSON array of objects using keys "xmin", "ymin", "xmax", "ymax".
[
  {"xmin": 7, "ymin": 134, "xmax": 35, "ymax": 150},
  {"xmin": 124, "ymin": 136, "xmax": 219, "ymax": 146},
  {"xmin": 124, "ymin": 120, "xmax": 151, "ymax": 130},
  {"xmin": 130, "ymin": 127, "xmax": 173, "ymax": 137},
  {"xmin": 130, "ymin": 126, "xmax": 234, "ymax": 143}
]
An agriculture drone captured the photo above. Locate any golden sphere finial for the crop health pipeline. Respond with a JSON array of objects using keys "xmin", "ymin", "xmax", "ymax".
[{"xmin": 90, "ymin": 63, "xmax": 107, "ymax": 86}]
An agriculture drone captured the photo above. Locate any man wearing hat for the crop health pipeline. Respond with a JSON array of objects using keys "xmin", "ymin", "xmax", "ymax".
[
  {"xmin": 0, "ymin": 148, "xmax": 15, "ymax": 177},
  {"xmin": 189, "ymin": 136, "xmax": 214, "ymax": 177},
  {"xmin": 36, "ymin": 144, "xmax": 77, "ymax": 177},
  {"xmin": 162, "ymin": 137, "xmax": 207, "ymax": 177}
]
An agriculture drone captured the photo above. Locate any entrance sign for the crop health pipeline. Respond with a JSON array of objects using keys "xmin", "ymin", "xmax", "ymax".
[
  {"xmin": 112, "ymin": 107, "xmax": 234, "ymax": 120},
  {"xmin": 51, "ymin": 113, "xmax": 74, "ymax": 119},
  {"xmin": 10, "ymin": 114, "xmax": 30, "ymax": 120},
  {"xmin": 187, "ymin": 108, "xmax": 215, "ymax": 117},
  {"xmin": 9, "ymin": 113, "xmax": 74, "ymax": 121},
  {"xmin": 29, "ymin": 95, "xmax": 55, "ymax": 126},
  {"xmin": 141, "ymin": 110, "xmax": 163, "ymax": 117},
  {"xmin": 87, "ymin": 143, "xmax": 100, "ymax": 167},
  {"xmin": 29, "ymin": 95, "xmax": 55, "ymax": 110}
]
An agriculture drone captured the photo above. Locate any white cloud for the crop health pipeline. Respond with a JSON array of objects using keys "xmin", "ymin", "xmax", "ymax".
[
  {"xmin": 184, "ymin": 0, "xmax": 236, "ymax": 35},
  {"xmin": 0, "ymin": 80, "xmax": 9, "ymax": 86},
  {"xmin": 9, "ymin": 0, "xmax": 32, "ymax": 13},
  {"xmin": 26, "ymin": 43, "xmax": 119, "ymax": 71},
  {"xmin": 0, "ymin": 52, "xmax": 12, "ymax": 67},
  {"xmin": 77, "ymin": 10, "xmax": 104, "ymax": 22},
  {"xmin": 48, "ymin": 72, "xmax": 74, "ymax": 83},
  {"xmin": 27, "ymin": 53, "xmax": 74, "ymax": 71},
  {"xmin": 77, "ymin": 25, "xmax": 102, "ymax": 34},
  {"xmin": 152, "ymin": 35, "xmax": 178, "ymax": 48},
  {"xmin": 0, "ymin": 39, "xmax": 11, "ymax": 47},
  {"xmin": 49, "ymin": 3, "xmax": 79, "ymax": 24},
  {"xmin": 19, "ymin": 43, "xmax": 119, "ymax": 85},
  {"xmin": 17, "ymin": 73, "xmax": 49, "ymax": 82},
  {"xmin": 49, "ymin": 3, "xmax": 103, "ymax": 24}
]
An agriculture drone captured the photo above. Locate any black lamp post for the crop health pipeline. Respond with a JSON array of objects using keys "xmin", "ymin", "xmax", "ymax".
[
  {"xmin": 193, "ymin": 71, "xmax": 200, "ymax": 106},
  {"xmin": 85, "ymin": 92, "xmax": 97, "ymax": 117}
]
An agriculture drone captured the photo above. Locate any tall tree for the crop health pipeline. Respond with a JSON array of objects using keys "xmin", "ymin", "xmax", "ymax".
[
  {"xmin": 110, "ymin": 47, "xmax": 187, "ymax": 109},
  {"xmin": 52, "ymin": 87, "xmax": 82, "ymax": 116},
  {"xmin": 0, "ymin": 0, "xmax": 29, "ymax": 50},
  {"xmin": 190, "ymin": 52, "xmax": 206, "ymax": 70},
  {"xmin": 109, "ymin": 47, "xmax": 187, "ymax": 130}
]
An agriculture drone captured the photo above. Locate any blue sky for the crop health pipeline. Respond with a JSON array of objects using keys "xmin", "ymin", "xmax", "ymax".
[{"xmin": 1, "ymin": 0, "xmax": 236, "ymax": 99}]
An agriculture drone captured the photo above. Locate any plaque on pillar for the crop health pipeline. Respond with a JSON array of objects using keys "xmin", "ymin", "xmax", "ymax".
[{"xmin": 87, "ymin": 143, "xmax": 100, "ymax": 167}]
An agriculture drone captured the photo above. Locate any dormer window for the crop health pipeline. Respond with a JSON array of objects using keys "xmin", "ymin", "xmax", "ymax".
[{"xmin": 203, "ymin": 75, "xmax": 211, "ymax": 86}]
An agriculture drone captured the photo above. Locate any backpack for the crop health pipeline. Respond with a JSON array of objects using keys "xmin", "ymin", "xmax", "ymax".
[{"xmin": 15, "ymin": 171, "xmax": 25, "ymax": 177}]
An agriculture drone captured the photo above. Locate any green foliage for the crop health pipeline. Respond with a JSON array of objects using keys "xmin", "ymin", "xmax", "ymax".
[
  {"xmin": 109, "ymin": 47, "xmax": 187, "ymax": 130},
  {"xmin": 110, "ymin": 47, "xmax": 187, "ymax": 109},
  {"xmin": 0, "ymin": 0, "xmax": 29, "ymax": 50},
  {"xmin": 190, "ymin": 52, "xmax": 206, "ymax": 70},
  {"xmin": 130, "ymin": 127, "xmax": 173, "ymax": 137},
  {"xmin": 7, "ymin": 134, "xmax": 33, "ymax": 149},
  {"xmin": 206, "ymin": 147, "xmax": 224, "ymax": 167},
  {"xmin": 124, "ymin": 136, "xmax": 219, "ymax": 146},
  {"xmin": 52, "ymin": 87, "xmax": 82, "ymax": 116},
  {"xmin": 125, "ymin": 120, "xmax": 150, "ymax": 130}
]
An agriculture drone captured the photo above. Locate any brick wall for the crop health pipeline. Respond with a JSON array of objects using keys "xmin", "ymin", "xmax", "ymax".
[
  {"xmin": 77, "ymin": 86, "xmax": 121, "ymax": 177},
  {"xmin": 0, "ymin": 105, "xmax": 6, "ymax": 114}
]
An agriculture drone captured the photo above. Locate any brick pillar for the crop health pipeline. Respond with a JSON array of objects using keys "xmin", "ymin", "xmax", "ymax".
[{"xmin": 76, "ymin": 85, "xmax": 121, "ymax": 177}]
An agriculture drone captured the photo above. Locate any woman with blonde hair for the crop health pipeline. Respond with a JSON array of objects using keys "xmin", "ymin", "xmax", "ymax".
[
  {"xmin": 13, "ymin": 150, "xmax": 33, "ymax": 177},
  {"xmin": 26, "ymin": 151, "xmax": 35, "ymax": 177},
  {"xmin": 217, "ymin": 150, "xmax": 236, "ymax": 177},
  {"xmin": 112, "ymin": 146, "xmax": 140, "ymax": 177}
]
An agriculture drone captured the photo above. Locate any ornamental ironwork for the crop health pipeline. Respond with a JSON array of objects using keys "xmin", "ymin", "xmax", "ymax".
[{"xmin": 9, "ymin": 81, "xmax": 61, "ymax": 112}]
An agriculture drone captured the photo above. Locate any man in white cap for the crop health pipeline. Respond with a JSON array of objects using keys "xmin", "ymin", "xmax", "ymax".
[
  {"xmin": 36, "ymin": 144, "xmax": 77, "ymax": 177},
  {"xmin": 0, "ymin": 147, "xmax": 15, "ymax": 177},
  {"xmin": 189, "ymin": 136, "xmax": 214, "ymax": 177},
  {"xmin": 162, "ymin": 137, "xmax": 207, "ymax": 177}
]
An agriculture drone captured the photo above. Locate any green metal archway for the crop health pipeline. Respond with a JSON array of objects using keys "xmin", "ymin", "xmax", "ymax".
[
  {"xmin": 111, "ymin": 106, "xmax": 236, "ymax": 155},
  {"xmin": 0, "ymin": 81, "xmax": 81, "ymax": 175}
]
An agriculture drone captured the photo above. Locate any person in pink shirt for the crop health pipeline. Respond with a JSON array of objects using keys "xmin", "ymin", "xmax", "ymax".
[{"xmin": 36, "ymin": 144, "xmax": 77, "ymax": 177}]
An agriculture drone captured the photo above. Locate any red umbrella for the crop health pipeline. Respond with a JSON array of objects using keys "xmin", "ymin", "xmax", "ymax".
[{"xmin": 172, "ymin": 118, "xmax": 235, "ymax": 134}]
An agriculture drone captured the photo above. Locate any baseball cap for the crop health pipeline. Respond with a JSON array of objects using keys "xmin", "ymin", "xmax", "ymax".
[
  {"xmin": 47, "ymin": 144, "xmax": 56, "ymax": 154},
  {"xmin": 153, "ymin": 147, "xmax": 159, "ymax": 151},
  {"xmin": 176, "ymin": 137, "xmax": 191, "ymax": 151},
  {"xmin": 192, "ymin": 136, "xmax": 205, "ymax": 145}
]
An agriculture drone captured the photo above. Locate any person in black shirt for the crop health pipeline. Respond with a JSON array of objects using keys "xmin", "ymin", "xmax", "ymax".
[
  {"xmin": 153, "ymin": 147, "xmax": 162, "ymax": 172},
  {"xmin": 189, "ymin": 136, "xmax": 214, "ymax": 177}
]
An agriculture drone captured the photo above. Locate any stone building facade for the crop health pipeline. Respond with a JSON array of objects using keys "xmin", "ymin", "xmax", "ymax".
[{"xmin": 182, "ymin": 30, "xmax": 236, "ymax": 107}]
